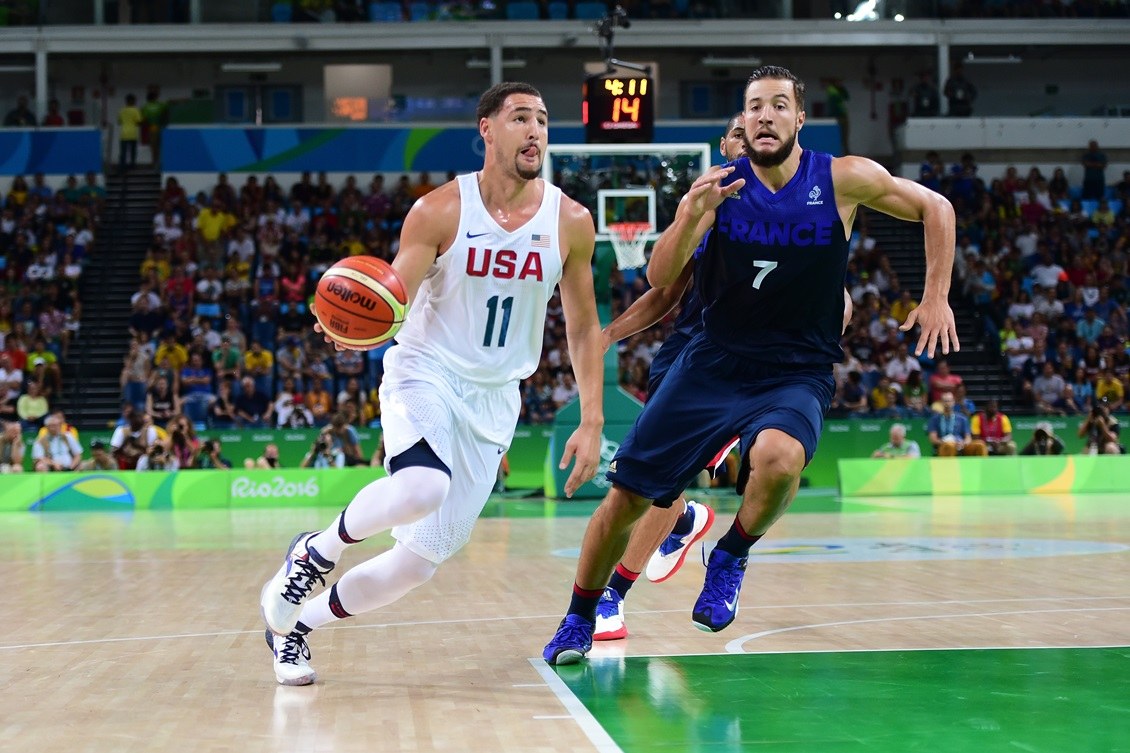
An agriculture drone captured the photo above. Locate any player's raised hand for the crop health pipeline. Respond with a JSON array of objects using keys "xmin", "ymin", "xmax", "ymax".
[
  {"xmin": 901, "ymin": 297, "xmax": 960, "ymax": 358},
  {"xmin": 559, "ymin": 423, "xmax": 602, "ymax": 498},
  {"xmin": 684, "ymin": 165, "xmax": 746, "ymax": 218}
]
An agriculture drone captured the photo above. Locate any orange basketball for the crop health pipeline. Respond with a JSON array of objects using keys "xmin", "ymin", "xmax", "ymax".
[{"xmin": 313, "ymin": 256, "xmax": 409, "ymax": 350}]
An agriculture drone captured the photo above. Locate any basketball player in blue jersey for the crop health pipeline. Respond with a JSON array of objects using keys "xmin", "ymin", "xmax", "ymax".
[
  {"xmin": 587, "ymin": 115, "xmax": 746, "ymax": 641},
  {"xmin": 593, "ymin": 113, "xmax": 855, "ymax": 642},
  {"xmin": 257, "ymin": 82, "xmax": 606, "ymax": 685},
  {"xmin": 544, "ymin": 65, "xmax": 958, "ymax": 664}
]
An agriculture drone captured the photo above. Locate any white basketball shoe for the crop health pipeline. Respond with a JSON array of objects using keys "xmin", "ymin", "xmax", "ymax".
[
  {"xmin": 260, "ymin": 531, "xmax": 334, "ymax": 636},
  {"xmin": 645, "ymin": 500, "xmax": 715, "ymax": 583},
  {"xmin": 266, "ymin": 628, "xmax": 317, "ymax": 686}
]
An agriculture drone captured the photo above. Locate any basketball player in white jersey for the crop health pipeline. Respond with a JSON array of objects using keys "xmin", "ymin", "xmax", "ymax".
[{"xmin": 259, "ymin": 82, "xmax": 604, "ymax": 685}]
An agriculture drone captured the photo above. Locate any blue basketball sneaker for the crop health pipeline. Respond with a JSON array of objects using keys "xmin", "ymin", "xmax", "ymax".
[
  {"xmin": 543, "ymin": 614, "xmax": 594, "ymax": 665},
  {"xmin": 593, "ymin": 587, "xmax": 627, "ymax": 641},
  {"xmin": 691, "ymin": 548, "xmax": 748, "ymax": 632}
]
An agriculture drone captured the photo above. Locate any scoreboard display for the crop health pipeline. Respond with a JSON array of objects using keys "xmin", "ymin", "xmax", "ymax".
[{"xmin": 583, "ymin": 73, "xmax": 655, "ymax": 143}]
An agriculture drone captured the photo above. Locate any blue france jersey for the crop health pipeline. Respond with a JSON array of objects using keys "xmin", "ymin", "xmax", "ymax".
[
  {"xmin": 699, "ymin": 150, "xmax": 849, "ymax": 366},
  {"xmin": 670, "ymin": 231, "xmax": 708, "ymax": 339}
]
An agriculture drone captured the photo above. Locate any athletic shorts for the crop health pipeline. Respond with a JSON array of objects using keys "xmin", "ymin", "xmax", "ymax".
[
  {"xmin": 646, "ymin": 330, "xmax": 693, "ymax": 396},
  {"xmin": 607, "ymin": 333, "xmax": 835, "ymax": 506},
  {"xmin": 379, "ymin": 345, "xmax": 519, "ymax": 564}
]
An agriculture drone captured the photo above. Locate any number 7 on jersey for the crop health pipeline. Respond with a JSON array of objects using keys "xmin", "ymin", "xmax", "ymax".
[{"xmin": 752, "ymin": 259, "xmax": 778, "ymax": 289}]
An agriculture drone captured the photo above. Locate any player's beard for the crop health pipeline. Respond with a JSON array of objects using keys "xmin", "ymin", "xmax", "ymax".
[
  {"xmin": 515, "ymin": 153, "xmax": 542, "ymax": 180},
  {"xmin": 742, "ymin": 130, "xmax": 797, "ymax": 168}
]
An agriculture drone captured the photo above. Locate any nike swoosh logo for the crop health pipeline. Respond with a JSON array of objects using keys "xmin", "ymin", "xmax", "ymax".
[
  {"xmin": 466, "ymin": 231, "xmax": 491, "ymax": 239},
  {"xmin": 724, "ymin": 598, "xmax": 737, "ymax": 612},
  {"xmin": 497, "ymin": 447, "xmax": 505, "ymax": 454}
]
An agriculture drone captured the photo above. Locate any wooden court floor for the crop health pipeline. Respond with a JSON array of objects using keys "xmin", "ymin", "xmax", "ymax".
[{"xmin": 3, "ymin": 491, "xmax": 1128, "ymax": 752}]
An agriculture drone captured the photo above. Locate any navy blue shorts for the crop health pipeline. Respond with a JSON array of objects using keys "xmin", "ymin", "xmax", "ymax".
[
  {"xmin": 646, "ymin": 331, "xmax": 693, "ymax": 396},
  {"xmin": 607, "ymin": 333, "xmax": 835, "ymax": 505}
]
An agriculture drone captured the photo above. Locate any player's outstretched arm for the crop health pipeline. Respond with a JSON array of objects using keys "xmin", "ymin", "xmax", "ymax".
[
  {"xmin": 557, "ymin": 198, "xmax": 604, "ymax": 497},
  {"xmin": 315, "ymin": 185, "xmax": 453, "ymax": 350},
  {"xmin": 601, "ymin": 262, "xmax": 693, "ymax": 351},
  {"xmin": 834, "ymin": 156, "xmax": 959, "ymax": 357},
  {"xmin": 647, "ymin": 165, "xmax": 743, "ymax": 288}
]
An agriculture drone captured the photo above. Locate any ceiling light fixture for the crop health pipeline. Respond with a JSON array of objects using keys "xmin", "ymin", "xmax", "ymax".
[
  {"xmin": 964, "ymin": 53, "xmax": 1022, "ymax": 64},
  {"xmin": 465, "ymin": 58, "xmax": 527, "ymax": 69},
  {"xmin": 220, "ymin": 62, "xmax": 283, "ymax": 73},
  {"xmin": 701, "ymin": 56, "xmax": 762, "ymax": 67}
]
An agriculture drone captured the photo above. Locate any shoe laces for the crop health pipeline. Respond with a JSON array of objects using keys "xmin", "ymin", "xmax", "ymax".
[
  {"xmin": 553, "ymin": 616, "xmax": 593, "ymax": 649},
  {"xmin": 701, "ymin": 555, "xmax": 746, "ymax": 603},
  {"xmin": 282, "ymin": 557, "xmax": 328, "ymax": 605},
  {"xmin": 278, "ymin": 633, "xmax": 311, "ymax": 665}
]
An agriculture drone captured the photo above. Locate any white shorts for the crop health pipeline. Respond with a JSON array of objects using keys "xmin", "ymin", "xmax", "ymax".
[{"xmin": 379, "ymin": 345, "xmax": 520, "ymax": 564}]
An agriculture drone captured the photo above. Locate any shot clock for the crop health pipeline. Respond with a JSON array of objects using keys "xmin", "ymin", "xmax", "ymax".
[{"xmin": 583, "ymin": 72, "xmax": 655, "ymax": 143}]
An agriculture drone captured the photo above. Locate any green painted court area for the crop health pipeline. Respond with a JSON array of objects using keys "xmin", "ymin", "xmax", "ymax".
[{"xmin": 553, "ymin": 648, "xmax": 1130, "ymax": 752}]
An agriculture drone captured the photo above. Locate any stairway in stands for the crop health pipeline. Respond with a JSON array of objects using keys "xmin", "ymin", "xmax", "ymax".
[
  {"xmin": 863, "ymin": 210, "xmax": 1022, "ymax": 412},
  {"xmin": 59, "ymin": 167, "xmax": 162, "ymax": 428}
]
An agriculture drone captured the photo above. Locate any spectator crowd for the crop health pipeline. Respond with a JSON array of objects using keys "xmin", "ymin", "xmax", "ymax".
[
  {"xmin": 4, "ymin": 133, "xmax": 1128, "ymax": 472},
  {"xmin": 0, "ymin": 171, "xmax": 96, "ymax": 432}
]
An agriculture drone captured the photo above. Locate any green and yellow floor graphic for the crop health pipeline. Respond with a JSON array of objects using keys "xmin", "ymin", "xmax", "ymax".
[{"xmin": 541, "ymin": 648, "xmax": 1130, "ymax": 752}]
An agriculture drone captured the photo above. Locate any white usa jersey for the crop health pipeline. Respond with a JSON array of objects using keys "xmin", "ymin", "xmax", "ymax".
[{"xmin": 393, "ymin": 172, "xmax": 565, "ymax": 387}]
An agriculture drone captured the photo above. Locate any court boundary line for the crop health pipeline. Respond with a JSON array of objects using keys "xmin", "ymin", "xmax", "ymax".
[
  {"xmin": 2, "ymin": 595, "xmax": 1129, "ymax": 651},
  {"xmin": 724, "ymin": 605, "xmax": 1130, "ymax": 653},
  {"xmin": 528, "ymin": 658, "xmax": 624, "ymax": 753},
  {"xmin": 624, "ymin": 642, "xmax": 1130, "ymax": 659}
]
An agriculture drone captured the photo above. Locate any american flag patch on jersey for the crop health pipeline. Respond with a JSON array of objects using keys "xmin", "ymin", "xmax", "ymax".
[{"xmin": 531, "ymin": 234, "xmax": 550, "ymax": 248}]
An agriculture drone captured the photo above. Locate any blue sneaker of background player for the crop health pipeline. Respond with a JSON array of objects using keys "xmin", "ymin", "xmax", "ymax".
[
  {"xmin": 593, "ymin": 587, "xmax": 627, "ymax": 641},
  {"xmin": 691, "ymin": 548, "xmax": 748, "ymax": 632},
  {"xmin": 543, "ymin": 614, "xmax": 594, "ymax": 665}
]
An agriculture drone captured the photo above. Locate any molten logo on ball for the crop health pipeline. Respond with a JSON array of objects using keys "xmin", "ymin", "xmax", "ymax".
[{"xmin": 325, "ymin": 281, "xmax": 377, "ymax": 312}]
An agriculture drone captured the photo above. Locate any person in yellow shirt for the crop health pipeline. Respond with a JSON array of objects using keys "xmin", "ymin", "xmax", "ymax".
[
  {"xmin": 339, "ymin": 232, "xmax": 365, "ymax": 257},
  {"xmin": 361, "ymin": 386, "xmax": 381, "ymax": 426},
  {"xmin": 868, "ymin": 375, "xmax": 900, "ymax": 417},
  {"xmin": 890, "ymin": 289, "xmax": 919, "ymax": 325},
  {"xmin": 195, "ymin": 198, "xmax": 236, "ymax": 269},
  {"xmin": 243, "ymin": 340, "xmax": 275, "ymax": 396},
  {"xmin": 118, "ymin": 94, "xmax": 143, "ymax": 172},
  {"xmin": 35, "ymin": 410, "xmax": 80, "ymax": 443},
  {"xmin": 1094, "ymin": 367, "xmax": 1125, "ymax": 412},
  {"xmin": 153, "ymin": 333, "xmax": 189, "ymax": 373},
  {"xmin": 139, "ymin": 244, "xmax": 172, "ymax": 283}
]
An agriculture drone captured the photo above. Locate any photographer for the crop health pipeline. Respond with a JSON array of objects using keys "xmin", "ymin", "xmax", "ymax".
[
  {"xmin": 1021, "ymin": 421, "xmax": 1065, "ymax": 456},
  {"xmin": 80, "ymin": 440, "xmax": 118, "ymax": 471},
  {"xmin": 110, "ymin": 407, "xmax": 159, "ymax": 470},
  {"xmin": 0, "ymin": 421, "xmax": 26, "ymax": 473},
  {"xmin": 325, "ymin": 411, "xmax": 364, "ymax": 466},
  {"xmin": 136, "ymin": 443, "xmax": 176, "ymax": 471},
  {"xmin": 197, "ymin": 438, "xmax": 233, "ymax": 469},
  {"xmin": 301, "ymin": 429, "xmax": 345, "ymax": 469},
  {"xmin": 302, "ymin": 411, "xmax": 363, "ymax": 463},
  {"xmin": 245, "ymin": 443, "xmax": 282, "ymax": 469},
  {"xmin": 1077, "ymin": 402, "xmax": 1124, "ymax": 455}
]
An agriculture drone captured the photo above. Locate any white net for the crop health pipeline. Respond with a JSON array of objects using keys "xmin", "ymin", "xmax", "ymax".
[{"xmin": 608, "ymin": 221, "xmax": 651, "ymax": 270}]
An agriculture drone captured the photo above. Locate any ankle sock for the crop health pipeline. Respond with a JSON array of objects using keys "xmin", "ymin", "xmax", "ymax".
[
  {"xmin": 714, "ymin": 517, "xmax": 761, "ymax": 558},
  {"xmin": 607, "ymin": 564, "xmax": 639, "ymax": 599}
]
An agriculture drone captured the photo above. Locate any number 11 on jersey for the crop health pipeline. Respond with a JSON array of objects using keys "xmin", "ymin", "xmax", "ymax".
[{"xmin": 483, "ymin": 295, "xmax": 514, "ymax": 347}]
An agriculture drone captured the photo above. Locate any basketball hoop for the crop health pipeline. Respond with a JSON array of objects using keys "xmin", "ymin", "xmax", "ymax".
[{"xmin": 608, "ymin": 221, "xmax": 651, "ymax": 270}]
